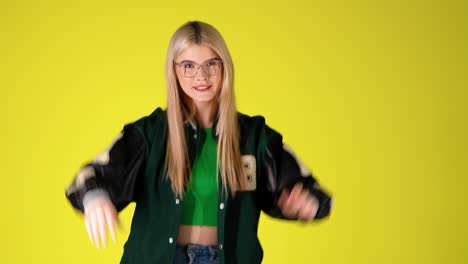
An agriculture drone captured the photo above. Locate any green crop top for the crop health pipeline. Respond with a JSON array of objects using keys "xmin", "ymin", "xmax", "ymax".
[{"xmin": 180, "ymin": 128, "xmax": 218, "ymax": 226}]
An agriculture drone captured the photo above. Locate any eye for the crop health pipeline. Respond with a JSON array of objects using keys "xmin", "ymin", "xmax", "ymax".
[
  {"xmin": 181, "ymin": 62, "xmax": 195, "ymax": 69},
  {"xmin": 206, "ymin": 60, "xmax": 219, "ymax": 67}
]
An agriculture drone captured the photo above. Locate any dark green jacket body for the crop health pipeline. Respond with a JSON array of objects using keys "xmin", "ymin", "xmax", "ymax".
[{"xmin": 66, "ymin": 107, "xmax": 332, "ymax": 263}]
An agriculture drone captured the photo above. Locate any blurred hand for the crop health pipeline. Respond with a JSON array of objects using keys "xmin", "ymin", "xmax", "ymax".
[
  {"xmin": 84, "ymin": 197, "xmax": 122, "ymax": 248},
  {"xmin": 278, "ymin": 182, "xmax": 319, "ymax": 221}
]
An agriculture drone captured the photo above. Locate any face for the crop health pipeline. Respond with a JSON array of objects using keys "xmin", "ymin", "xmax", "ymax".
[{"xmin": 174, "ymin": 44, "xmax": 223, "ymax": 110}]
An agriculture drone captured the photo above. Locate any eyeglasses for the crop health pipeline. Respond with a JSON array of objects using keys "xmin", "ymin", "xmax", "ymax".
[{"xmin": 174, "ymin": 58, "xmax": 223, "ymax": 78}]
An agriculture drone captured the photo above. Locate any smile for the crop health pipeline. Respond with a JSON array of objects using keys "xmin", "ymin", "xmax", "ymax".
[{"xmin": 192, "ymin": 85, "xmax": 212, "ymax": 92}]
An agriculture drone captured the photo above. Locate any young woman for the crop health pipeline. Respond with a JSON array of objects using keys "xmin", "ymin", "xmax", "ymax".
[{"xmin": 65, "ymin": 21, "xmax": 332, "ymax": 264}]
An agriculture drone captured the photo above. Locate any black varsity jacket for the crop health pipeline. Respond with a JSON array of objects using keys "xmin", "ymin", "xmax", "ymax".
[{"xmin": 65, "ymin": 107, "xmax": 332, "ymax": 264}]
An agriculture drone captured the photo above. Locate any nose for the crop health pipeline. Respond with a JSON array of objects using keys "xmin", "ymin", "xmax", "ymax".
[{"xmin": 195, "ymin": 65, "xmax": 208, "ymax": 80}]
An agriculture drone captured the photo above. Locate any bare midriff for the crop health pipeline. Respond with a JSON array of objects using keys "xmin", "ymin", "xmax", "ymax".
[{"xmin": 177, "ymin": 225, "xmax": 218, "ymax": 246}]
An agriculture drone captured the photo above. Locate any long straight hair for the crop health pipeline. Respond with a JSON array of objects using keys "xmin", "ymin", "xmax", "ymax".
[{"xmin": 165, "ymin": 21, "xmax": 247, "ymax": 198}]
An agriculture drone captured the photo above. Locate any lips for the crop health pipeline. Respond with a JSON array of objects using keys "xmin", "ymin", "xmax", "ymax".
[{"xmin": 192, "ymin": 84, "xmax": 212, "ymax": 92}]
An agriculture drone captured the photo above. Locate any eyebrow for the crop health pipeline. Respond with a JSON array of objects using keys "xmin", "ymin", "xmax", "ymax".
[{"xmin": 179, "ymin": 57, "xmax": 220, "ymax": 64}]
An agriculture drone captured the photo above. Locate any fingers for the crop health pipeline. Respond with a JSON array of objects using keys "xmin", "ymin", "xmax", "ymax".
[
  {"xmin": 278, "ymin": 182, "xmax": 318, "ymax": 221},
  {"xmin": 278, "ymin": 189, "xmax": 289, "ymax": 209},
  {"xmin": 97, "ymin": 207, "xmax": 107, "ymax": 247},
  {"xmin": 90, "ymin": 209, "xmax": 101, "ymax": 248},
  {"xmin": 280, "ymin": 182, "xmax": 304, "ymax": 217},
  {"xmin": 287, "ymin": 183, "xmax": 308, "ymax": 215},
  {"xmin": 85, "ymin": 213, "xmax": 95, "ymax": 246},
  {"xmin": 104, "ymin": 205, "xmax": 119, "ymax": 242},
  {"xmin": 297, "ymin": 196, "xmax": 319, "ymax": 221},
  {"xmin": 84, "ymin": 199, "xmax": 120, "ymax": 248}
]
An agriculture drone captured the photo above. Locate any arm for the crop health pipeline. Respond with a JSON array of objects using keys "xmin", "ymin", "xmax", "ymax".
[
  {"xmin": 65, "ymin": 124, "xmax": 146, "ymax": 248},
  {"xmin": 65, "ymin": 124, "xmax": 146, "ymax": 213},
  {"xmin": 259, "ymin": 125, "xmax": 332, "ymax": 221}
]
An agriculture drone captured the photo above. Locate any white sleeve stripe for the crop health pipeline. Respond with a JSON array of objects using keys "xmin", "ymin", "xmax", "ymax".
[
  {"xmin": 93, "ymin": 133, "xmax": 124, "ymax": 164},
  {"xmin": 66, "ymin": 132, "xmax": 123, "ymax": 196},
  {"xmin": 66, "ymin": 166, "xmax": 95, "ymax": 195}
]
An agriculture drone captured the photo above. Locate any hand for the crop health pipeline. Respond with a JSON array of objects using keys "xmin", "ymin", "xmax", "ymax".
[
  {"xmin": 84, "ymin": 197, "xmax": 122, "ymax": 248},
  {"xmin": 278, "ymin": 182, "xmax": 319, "ymax": 221}
]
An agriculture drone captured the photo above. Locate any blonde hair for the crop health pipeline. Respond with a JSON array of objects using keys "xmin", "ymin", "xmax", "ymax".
[{"xmin": 165, "ymin": 21, "xmax": 247, "ymax": 198}]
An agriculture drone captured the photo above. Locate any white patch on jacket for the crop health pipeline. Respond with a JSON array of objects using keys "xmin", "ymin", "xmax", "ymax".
[{"xmin": 241, "ymin": 155, "xmax": 256, "ymax": 191}]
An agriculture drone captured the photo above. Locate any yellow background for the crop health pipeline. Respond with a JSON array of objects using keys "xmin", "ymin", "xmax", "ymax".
[{"xmin": 1, "ymin": 0, "xmax": 467, "ymax": 263}]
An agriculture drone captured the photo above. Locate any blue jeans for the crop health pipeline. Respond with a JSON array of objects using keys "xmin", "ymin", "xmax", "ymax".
[{"xmin": 173, "ymin": 243, "xmax": 219, "ymax": 264}]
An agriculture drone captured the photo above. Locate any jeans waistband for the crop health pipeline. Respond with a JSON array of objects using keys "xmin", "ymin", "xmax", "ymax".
[{"xmin": 176, "ymin": 243, "xmax": 218, "ymax": 257}]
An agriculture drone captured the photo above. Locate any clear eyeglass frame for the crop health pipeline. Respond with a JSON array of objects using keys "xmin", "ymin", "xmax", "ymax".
[{"xmin": 174, "ymin": 58, "xmax": 223, "ymax": 78}]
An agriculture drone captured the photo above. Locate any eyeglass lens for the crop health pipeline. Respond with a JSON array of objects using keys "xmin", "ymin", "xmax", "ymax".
[{"xmin": 181, "ymin": 60, "xmax": 221, "ymax": 77}]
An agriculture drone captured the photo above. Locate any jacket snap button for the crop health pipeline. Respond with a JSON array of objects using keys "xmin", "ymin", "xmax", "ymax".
[
  {"xmin": 219, "ymin": 244, "xmax": 223, "ymax": 250},
  {"xmin": 175, "ymin": 199, "xmax": 180, "ymax": 204},
  {"xmin": 219, "ymin": 203, "xmax": 224, "ymax": 210},
  {"xmin": 169, "ymin": 237, "xmax": 173, "ymax": 244}
]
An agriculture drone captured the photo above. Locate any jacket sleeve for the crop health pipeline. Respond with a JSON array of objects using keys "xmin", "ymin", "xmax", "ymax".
[
  {"xmin": 258, "ymin": 125, "xmax": 332, "ymax": 220},
  {"xmin": 65, "ymin": 124, "xmax": 146, "ymax": 213}
]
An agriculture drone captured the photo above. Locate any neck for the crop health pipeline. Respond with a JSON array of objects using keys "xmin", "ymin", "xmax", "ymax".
[{"xmin": 194, "ymin": 102, "xmax": 218, "ymax": 128}]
